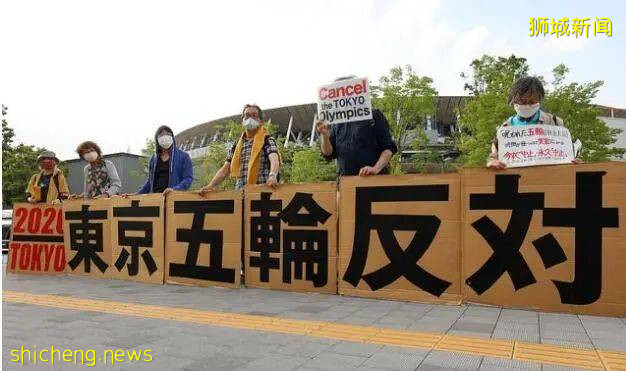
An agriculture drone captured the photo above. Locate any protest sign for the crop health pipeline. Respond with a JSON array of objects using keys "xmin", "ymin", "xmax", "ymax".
[
  {"xmin": 165, "ymin": 191, "xmax": 242, "ymax": 288},
  {"xmin": 338, "ymin": 174, "xmax": 462, "ymax": 304},
  {"xmin": 63, "ymin": 198, "xmax": 113, "ymax": 278},
  {"xmin": 463, "ymin": 162, "xmax": 626, "ymax": 316},
  {"xmin": 317, "ymin": 77, "xmax": 372, "ymax": 124},
  {"xmin": 245, "ymin": 183, "xmax": 338, "ymax": 294},
  {"xmin": 497, "ymin": 124, "xmax": 574, "ymax": 168},
  {"xmin": 8, "ymin": 203, "xmax": 66, "ymax": 274},
  {"xmin": 111, "ymin": 194, "xmax": 165, "ymax": 284}
]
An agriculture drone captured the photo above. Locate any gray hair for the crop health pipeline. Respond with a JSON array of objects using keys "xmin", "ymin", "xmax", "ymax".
[{"xmin": 334, "ymin": 75, "xmax": 357, "ymax": 82}]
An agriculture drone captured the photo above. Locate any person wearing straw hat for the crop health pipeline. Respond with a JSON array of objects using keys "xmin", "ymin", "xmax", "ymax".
[{"xmin": 26, "ymin": 151, "xmax": 70, "ymax": 204}]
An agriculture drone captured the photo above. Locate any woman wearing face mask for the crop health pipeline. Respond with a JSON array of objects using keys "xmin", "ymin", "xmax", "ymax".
[
  {"xmin": 198, "ymin": 104, "xmax": 280, "ymax": 194},
  {"xmin": 26, "ymin": 151, "xmax": 70, "ymax": 204},
  {"xmin": 133, "ymin": 125, "xmax": 193, "ymax": 195},
  {"xmin": 71, "ymin": 141, "xmax": 122, "ymax": 199},
  {"xmin": 487, "ymin": 76, "xmax": 582, "ymax": 170}
]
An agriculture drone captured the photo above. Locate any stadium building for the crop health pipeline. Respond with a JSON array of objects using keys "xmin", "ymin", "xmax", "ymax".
[
  {"xmin": 63, "ymin": 99, "xmax": 626, "ymax": 191},
  {"xmin": 175, "ymin": 97, "xmax": 467, "ymax": 183}
]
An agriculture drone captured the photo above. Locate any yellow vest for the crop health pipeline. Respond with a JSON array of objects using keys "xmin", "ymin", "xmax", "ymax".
[
  {"xmin": 230, "ymin": 126, "xmax": 269, "ymax": 186},
  {"xmin": 26, "ymin": 168, "xmax": 69, "ymax": 203}
]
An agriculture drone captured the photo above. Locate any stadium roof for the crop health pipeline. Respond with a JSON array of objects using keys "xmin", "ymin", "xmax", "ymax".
[{"xmin": 175, "ymin": 97, "xmax": 468, "ymax": 150}]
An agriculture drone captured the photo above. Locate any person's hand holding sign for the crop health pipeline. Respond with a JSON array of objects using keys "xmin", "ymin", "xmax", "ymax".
[
  {"xmin": 487, "ymin": 159, "xmax": 507, "ymax": 170},
  {"xmin": 198, "ymin": 185, "xmax": 213, "ymax": 197},
  {"xmin": 266, "ymin": 173, "xmax": 279, "ymax": 189},
  {"xmin": 315, "ymin": 121, "xmax": 330, "ymax": 136},
  {"xmin": 316, "ymin": 121, "xmax": 334, "ymax": 158},
  {"xmin": 359, "ymin": 166, "xmax": 380, "ymax": 176}
]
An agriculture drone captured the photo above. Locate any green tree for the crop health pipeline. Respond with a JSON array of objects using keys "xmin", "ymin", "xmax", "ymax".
[
  {"xmin": 371, "ymin": 65, "xmax": 438, "ymax": 173},
  {"xmin": 542, "ymin": 64, "xmax": 625, "ymax": 161},
  {"xmin": 128, "ymin": 138, "xmax": 153, "ymax": 184},
  {"xmin": 457, "ymin": 54, "xmax": 624, "ymax": 165},
  {"xmin": 200, "ymin": 141, "xmax": 235, "ymax": 190},
  {"xmin": 2, "ymin": 145, "xmax": 43, "ymax": 206},
  {"xmin": 2, "ymin": 107, "xmax": 48, "ymax": 206},
  {"xmin": 199, "ymin": 120, "xmax": 240, "ymax": 190},
  {"xmin": 275, "ymin": 136, "xmax": 297, "ymax": 183},
  {"xmin": 140, "ymin": 138, "xmax": 155, "ymax": 166},
  {"xmin": 213, "ymin": 120, "xmax": 243, "ymax": 142},
  {"xmin": 2, "ymin": 105, "xmax": 14, "ymax": 154},
  {"xmin": 456, "ymin": 55, "xmax": 529, "ymax": 165},
  {"xmin": 289, "ymin": 146, "xmax": 337, "ymax": 183}
]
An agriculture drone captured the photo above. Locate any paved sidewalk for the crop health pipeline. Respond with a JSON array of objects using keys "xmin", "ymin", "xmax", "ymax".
[{"xmin": 3, "ymin": 272, "xmax": 626, "ymax": 370}]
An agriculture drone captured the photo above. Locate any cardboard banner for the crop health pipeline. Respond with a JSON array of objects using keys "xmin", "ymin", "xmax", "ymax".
[
  {"xmin": 497, "ymin": 124, "xmax": 574, "ymax": 168},
  {"xmin": 463, "ymin": 162, "xmax": 626, "ymax": 316},
  {"xmin": 7, "ymin": 203, "xmax": 66, "ymax": 274},
  {"xmin": 244, "ymin": 183, "xmax": 338, "ymax": 294},
  {"xmin": 63, "ymin": 198, "xmax": 113, "ymax": 278},
  {"xmin": 111, "ymin": 195, "xmax": 165, "ymax": 284},
  {"xmin": 317, "ymin": 77, "xmax": 372, "ymax": 124},
  {"xmin": 338, "ymin": 174, "xmax": 462, "ymax": 304},
  {"xmin": 165, "ymin": 191, "xmax": 242, "ymax": 288}
]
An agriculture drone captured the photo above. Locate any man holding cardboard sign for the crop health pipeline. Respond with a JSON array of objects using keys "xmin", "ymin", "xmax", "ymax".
[{"xmin": 316, "ymin": 76, "xmax": 397, "ymax": 176}]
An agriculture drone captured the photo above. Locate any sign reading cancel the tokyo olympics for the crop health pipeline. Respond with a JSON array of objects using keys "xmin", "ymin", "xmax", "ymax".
[{"xmin": 317, "ymin": 77, "xmax": 372, "ymax": 125}]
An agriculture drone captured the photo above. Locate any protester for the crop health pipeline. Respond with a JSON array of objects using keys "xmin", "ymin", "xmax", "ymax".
[
  {"xmin": 316, "ymin": 76, "xmax": 397, "ymax": 177},
  {"xmin": 134, "ymin": 125, "xmax": 194, "ymax": 195},
  {"xmin": 26, "ymin": 151, "xmax": 70, "ymax": 204},
  {"xmin": 68, "ymin": 141, "xmax": 122, "ymax": 199},
  {"xmin": 199, "ymin": 104, "xmax": 280, "ymax": 194},
  {"xmin": 487, "ymin": 76, "xmax": 582, "ymax": 170}
]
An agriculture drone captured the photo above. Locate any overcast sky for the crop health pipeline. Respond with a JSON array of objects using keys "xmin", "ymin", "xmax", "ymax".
[{"xmin": 2, "ymin": 0, "xmax": 624, "ymax": 160}]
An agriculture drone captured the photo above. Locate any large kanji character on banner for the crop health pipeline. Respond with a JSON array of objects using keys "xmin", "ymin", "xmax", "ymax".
[
  {"xmin": 165, "ymin": 191, "xmax": 242, "ymax": 288},
  {"xmin": 343, "ymin": 185, "xmax": 452, "ymax": 297},
  {"xmin": 463, "ymin": 164, "xmax": 624, "ymax": 316},
  {"xmin": 245, "ymin": 183, "xmax": 337, "ymax": 293},
  {"xmin": 63, "ymin": 199, "xmax": 112, "ymax": 278},
  {"xmin": 338, "ymin": 174, "xmax": 462, "ymax": 303},
  {"xmin": 111, "ymin": 195, "xmax": 165, "ymax": 283}
]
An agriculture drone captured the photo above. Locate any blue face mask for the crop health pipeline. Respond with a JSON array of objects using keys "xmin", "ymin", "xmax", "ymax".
[{"xmin": 511, "ymin": 109, "xmax": 541, "ymax": 126}]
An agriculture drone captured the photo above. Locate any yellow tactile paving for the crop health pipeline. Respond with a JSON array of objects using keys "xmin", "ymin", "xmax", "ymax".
[
  {"xmin": 435, "ymin": 334, "xmax": 514, "ymax": 359},
  {"xmin": 370, "ymin": 328, "xmax": 442, "ymax": 349},
  {"xmin": 4, "ymin": 290, "xmax": 625, "ymax": 370},
  {"xmin": 599, "ymin": 351, "xmax": 626, "ymax": 370},
  {"xmin": 515, "ymin": 342, "xmax": 605, "ymax": 369}
]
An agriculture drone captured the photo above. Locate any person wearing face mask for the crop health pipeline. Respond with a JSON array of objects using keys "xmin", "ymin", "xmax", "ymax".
[
  {"xmin": 134, "ymin": 125, "xmax": 194, "ymax": 195},
  {"xmin": 487, "ymin": 76, "xmax": 581, "ymax": 170},
  {"xmin": 198, "ymin": 104, "xmax": 280, "ymax": 194},
  {"xmin": 26, "ymin": 151, "xmax": 70, "ymax": 204},
  {"xmin": 71, "ymin": 141, "xmax": 122, "ymax": 199}
]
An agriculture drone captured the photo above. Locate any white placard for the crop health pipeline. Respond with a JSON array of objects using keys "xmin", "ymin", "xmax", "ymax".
[
  {"xmin": 317, "ymin": 77, "xmax": 372, "ymax": 125},
  {"xmin": 497, "ymin": 124, "xmax": 575, "ymax": 168}
]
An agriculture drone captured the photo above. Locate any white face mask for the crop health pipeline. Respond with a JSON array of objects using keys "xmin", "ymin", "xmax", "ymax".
[
  {"xmin": 242, "ymin": 117, "xmax": 260, "ymax": 131},
  {"xmin": 83, "ymin": 151, "xmax": 98, "ymax": 162},
  {"xmin": 514, "ymin": 103, "xmax": 540, "ymax": 118},
  {"xmin": 157, "ymin": 135, "xmax": 174, "ymax": 149}
]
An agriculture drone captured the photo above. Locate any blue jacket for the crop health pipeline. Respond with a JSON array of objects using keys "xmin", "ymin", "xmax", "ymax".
[{"xmin": 138, "ymin": 134, "xmax": 194, "ymax": 193}]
